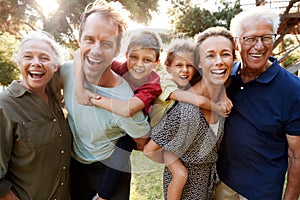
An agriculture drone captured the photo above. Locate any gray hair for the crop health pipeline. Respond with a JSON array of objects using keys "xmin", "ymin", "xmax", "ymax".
[
  {"xmin": 17, "ymin": 31, "xmax": 62, "ymax": 66},
  {"xmin": 230, "ymin": 6, "xmax": 280, "ymax": 37}
]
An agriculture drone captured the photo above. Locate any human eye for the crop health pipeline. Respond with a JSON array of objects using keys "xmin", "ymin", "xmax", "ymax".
[
  {"xmin": 206, "ymin": 53, "xmax": 214, "ymax": 58},
  {"xmin": 262, "ymin": 35, "xmax": 274, "ymax": 43},
  {"xmin": 83, "ymin": 36, "xmax": 94, "ymax": 43},
  {"xmin": 243, "ymin": 36, "xmax": 256, "ymax": 43},
  {"xmin": 222, "ymin": 52, "xmax": 232, "ymax": 57},
  {"xmin": 175, "ymin": 63, "xmax": 183, "ymax": 68},
  {"xmin": 129, "ymin": 54, "xmax": 138, "ymax": 61},
  {"xmin": 40, "ymin": 56, "xmax": 50, "ymax": 62},
  {"xmin": 23, "ymin": 53, "xmax": 33, "ymax": 60},
  {"xmin": 101, "ymin": 41, "xmax": 113, "ymax": 48},
  {"xmin": 144, "ymin": 57, "xmax": 154, "ymax": 64}
]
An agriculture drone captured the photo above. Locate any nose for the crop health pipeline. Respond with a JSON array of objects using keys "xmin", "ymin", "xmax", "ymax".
[
  {"xmin": 254, "ymin": 38, "xmax": 264, "ymax": 50},
  {"xmin": 215, "ymin": 55, "xmax": 224, "ymax": 66},
  {"xmin": 136, "ymin": 58, "xmax": 144, "ymax": 67},
  {"xmin": 91, "ymin": 42, "xmax": 103, "ymax": 55},
  {"xmin": 31, "ymin": 56, "xmax": 42, "ymax": 67},
  {"xmin": 182, "ymin": 65, "xmax": 189, "ymax": 72}
]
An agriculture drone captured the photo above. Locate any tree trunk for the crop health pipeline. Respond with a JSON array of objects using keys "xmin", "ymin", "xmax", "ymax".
[{"xmin": 256, "ymin": 0, "xmax": 265, "ymax": 6}]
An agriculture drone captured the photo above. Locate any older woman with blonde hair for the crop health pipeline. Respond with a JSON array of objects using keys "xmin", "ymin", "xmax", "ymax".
[{"xmin": 0, "ymin": 31, "xmax": 72, "ymax": 200}]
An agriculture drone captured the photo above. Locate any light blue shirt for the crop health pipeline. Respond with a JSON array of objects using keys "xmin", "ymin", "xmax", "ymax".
[{"xmin": 60, "ymin": 61, "xmax": 150, "ymax": 163}]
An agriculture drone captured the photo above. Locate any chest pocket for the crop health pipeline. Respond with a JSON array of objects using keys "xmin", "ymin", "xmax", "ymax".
[{"xmin": 20, "ymin": 117, "xmax": 57, "ymax": 151}]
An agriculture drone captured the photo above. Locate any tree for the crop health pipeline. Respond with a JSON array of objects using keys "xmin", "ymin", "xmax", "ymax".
[
  {"xmin": 0, "ymin": 33, "xmax": 20, "ymax": 86},
  {"xmin": 0, "ymin": 0, "xmax": 160, "ymax": 48},
  {"xmin": 168, "ymin": 0, "xmax": 242, "ymax": 38}
]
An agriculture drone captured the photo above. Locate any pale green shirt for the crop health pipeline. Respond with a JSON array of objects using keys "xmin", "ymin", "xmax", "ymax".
[{"xmin": 60, "ymin": 61, "xmax": 150, "ymax": 163}]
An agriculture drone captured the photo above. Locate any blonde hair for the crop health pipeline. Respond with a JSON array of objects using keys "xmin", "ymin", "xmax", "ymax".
[{"xmin": 230, "ymin": 6, "xmax": 280, "ymax": 37}]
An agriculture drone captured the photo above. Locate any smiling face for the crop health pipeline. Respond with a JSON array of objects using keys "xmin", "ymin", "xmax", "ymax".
[
  {"xmin": 126, "ymin": 47, "xmax": 158, "ymax": 81},
  {"xmin": 166, "ymin": 52, "xmax": 196, "ymax": 88},
  {"xmin": 237, "ymin": 18, "xmax": 274, "ymax": 71},
  {"xmin": 18, "ymin": 39, "xmax": 58, "ymax": 93},
  {"xmin": 198, "ymin": 35, "xmax": 233, "ymax": 86},
  {"xmin": 79, "ymin": 13, "xmax": 120, "ymax": 84}
]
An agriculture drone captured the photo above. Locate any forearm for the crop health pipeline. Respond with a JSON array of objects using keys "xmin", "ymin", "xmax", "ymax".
[
  {"xmin": 91, "ymin": 96, "xmax": 144, "ymax": 117},
  {"xmin": 73, "ymin": 50, "xmax": 96, "ymax": 105},
  {"xmin": 170, "ymin": 90, "xmax": 224, "ymax": 115},
  {"xmin": 283, "ymin": 157, "xmax": 300, "ymax": 200}
]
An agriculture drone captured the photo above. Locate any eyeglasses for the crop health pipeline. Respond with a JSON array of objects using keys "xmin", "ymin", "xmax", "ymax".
[{"xmin": 239, "ymin": 34, "xmax": 276, "ymax": 45}]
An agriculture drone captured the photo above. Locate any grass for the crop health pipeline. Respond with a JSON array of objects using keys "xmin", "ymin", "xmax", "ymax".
[
  {"xmin": 130, "ymin": 151, "xmax": 164, "ymax": 200},
  {"xmin": 130, "ymin": 151, "xmax": 300, "ymax": 200}
]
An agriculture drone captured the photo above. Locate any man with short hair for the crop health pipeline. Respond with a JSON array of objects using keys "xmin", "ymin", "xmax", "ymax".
[
  {"xmin": 216, "ymin": 6, "xmax": 300, "ymax": 200},
  {"xmin": 59, "ymin": 1, "xmax": 150, "ymax": 199}
]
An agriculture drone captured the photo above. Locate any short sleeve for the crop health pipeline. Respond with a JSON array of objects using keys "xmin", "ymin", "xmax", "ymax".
[
  {"xmin": 286, "ymin": 96, "xmax": 300, "ymax": 135},
  {"xmin": 117, "ymin": 111, "xmax": 150, "ymax": 138},
  {"xmin": 159, "ymin": 80, "xmax": 179, "ymax": 102}
]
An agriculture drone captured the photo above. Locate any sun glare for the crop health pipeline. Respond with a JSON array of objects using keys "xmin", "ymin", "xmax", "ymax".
[{"xmin": 35, "ymin": 0, "xmax": 59, "ymax": 18}]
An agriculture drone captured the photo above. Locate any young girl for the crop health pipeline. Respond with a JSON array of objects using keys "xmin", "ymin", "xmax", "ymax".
[{"xmin": 144, "ymin": 27, "xmax": 235, "ymax": 200}]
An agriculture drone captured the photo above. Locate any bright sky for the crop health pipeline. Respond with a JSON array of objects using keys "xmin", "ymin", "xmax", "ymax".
[
  {"xmin": 35, "ymin": 0, "xmax": 174, "ymax": 30},
  {"xmin": 35, "ymin": 0, "xmax": 59, "ymax": 17}
]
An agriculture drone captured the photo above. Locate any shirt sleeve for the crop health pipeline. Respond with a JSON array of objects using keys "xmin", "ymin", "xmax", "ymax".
[
  {"xmin": 133, "ymin": 71, "xmax": 162, "ymax": 114},
  {"xmin": 286, "ymin": 96, "xmax": 300, "ymax": 135},
  {"xmin": 134, "ymin": 83, "xmax": 162, "ymax": 114},
  {"xmin": 116, "ymin": 111, "xmax": 150, "ymax": 138},
  {"xmin": 159, "ymin": 80, "xmax": 179, "ymax": 102},
  {"xmin": 111, "ymin": 61, "xmax": 128, "ymax": 76},
  {"xmin": 0, "ymin": 108, "xmax": 13, "ymax": 197}
]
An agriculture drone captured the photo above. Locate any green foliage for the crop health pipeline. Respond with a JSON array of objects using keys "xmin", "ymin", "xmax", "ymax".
[
  {"xmin": 169, "ymin": 0, "xmax": 242, "ymax": 38},
  {"xmin": 0, "ymin": 33, "xmax": 20, "ymax": 86},
  {"xmin": 0, "ymin": 0, "xmax": 159, "ymax": 49},
  {"xmin": 0, "ymin": 61, "xmax": 20, "ymax": 86}
]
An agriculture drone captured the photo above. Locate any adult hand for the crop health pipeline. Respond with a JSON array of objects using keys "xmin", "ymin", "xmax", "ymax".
[{"xmin": 75, "ymin": 88, "xmax": 100, "ymax": 106}]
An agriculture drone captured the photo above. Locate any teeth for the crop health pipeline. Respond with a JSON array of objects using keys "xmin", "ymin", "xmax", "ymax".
[
  {"xmin": 29, "ymin": 71, "xmax": 44, "ymax": 79},
  {"xmin": 211, "ymin": 69, "xmax": 226, "ymax": 75},
  {"xmin": 30, "ymin": 71, "xmax": 44, "ymax": 75},
  {"xmin": 179, "ymin": 75, "xmax": 188, "ymax": 79},
  {"xmin": 87, "ymin": 57, "xmax": 102, "ymax": 65},
  {"xmin": 250, "ymin": 53, "xmax": 263, "ymax": 58},
  {"xmin": 133, "ymin": 68, "xmax": 145, "ymax": 73}
]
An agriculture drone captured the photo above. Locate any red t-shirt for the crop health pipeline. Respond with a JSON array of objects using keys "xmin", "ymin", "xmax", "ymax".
[{"xmin": 111, "ymin": 60, "xmax": 162, "ymax": 114}]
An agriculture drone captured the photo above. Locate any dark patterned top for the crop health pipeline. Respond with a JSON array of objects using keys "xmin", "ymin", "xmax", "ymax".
[{"xmin": 151, "ymin": 102, "xmax": 225, "ymax": 200}]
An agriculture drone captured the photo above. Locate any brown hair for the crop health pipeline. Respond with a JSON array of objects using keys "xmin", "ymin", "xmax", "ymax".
[
  {"xmin": 127, "ymin": 31, "xmax": 161, "ymax": 62},
  {"xmin": 79, "ymin": 0, "xmax": 127, "ymax": 49}
]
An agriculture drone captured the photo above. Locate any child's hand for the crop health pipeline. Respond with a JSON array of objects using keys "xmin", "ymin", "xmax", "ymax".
[
  {"xmin": 218, "ymin": 97, "xmax": 233, "ymax": 117},
  {"xmin": 75, "ymin": 88, "xmax": 98, "ymax": 106},
  {"xmin": 214, "ymin": 103, "xmax": 228, "ymax": 117}
]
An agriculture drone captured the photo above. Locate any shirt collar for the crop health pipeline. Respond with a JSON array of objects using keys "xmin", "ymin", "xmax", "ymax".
[
  {"xmin": 8, "ymin": 80, "xmax": 31, "ymax": 98},
  {"xmin": 232, "ymin": 56, "xmax": 281, "ymax": 84}
]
